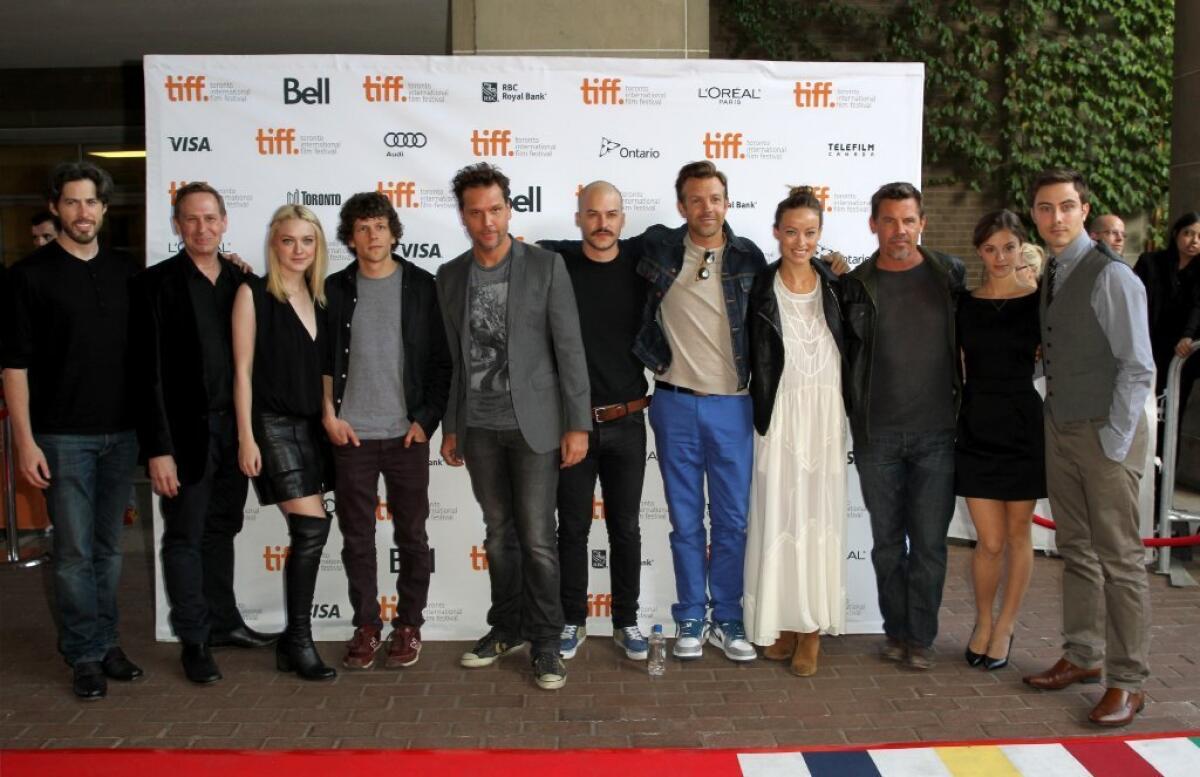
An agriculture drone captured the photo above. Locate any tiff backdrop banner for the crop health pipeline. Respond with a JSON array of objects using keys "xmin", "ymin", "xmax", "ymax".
[{"xmin": 144, "ymin": 54, "xmax": 925, "ymax": 640}]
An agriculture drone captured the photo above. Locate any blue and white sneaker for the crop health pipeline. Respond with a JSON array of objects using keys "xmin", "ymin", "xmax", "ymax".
[
  {"xmin": 559, "ymin": 624, "xmax": 586, "ymax": 659},
  {"xmin": 673, "ymin": 619, "xmax": 708, "ymax": 660},
  {"xmin": 709, "ymin": 619, "xmax": 757, "ymax": 662},
  {"xmin": 614, "ymin": 626, "xmax": 649, "ymax": 660}
]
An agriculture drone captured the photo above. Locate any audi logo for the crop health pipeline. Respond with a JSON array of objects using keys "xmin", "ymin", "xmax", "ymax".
[{"xmin": 383, "ymin": 132, "xmax": 427, "ymax": 148}]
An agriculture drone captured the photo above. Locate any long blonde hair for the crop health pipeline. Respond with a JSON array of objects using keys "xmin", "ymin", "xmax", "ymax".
[{"xmin": 265, "ymin": 204, "xmax": 328, "ymax": 306}]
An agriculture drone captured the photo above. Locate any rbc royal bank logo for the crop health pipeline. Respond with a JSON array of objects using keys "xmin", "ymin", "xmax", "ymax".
[
  {"xmin": 580, "ymin": 77, "xmax": 623, "ymax": 105},
  {"xmin": 164, "ymin": 75, "xmax": 207, "ymax": 102},
  {"xmin": 470, "ymin": 129, "xmax": 513, "ymax": 157},
  {"xmin": 363, "ymin": 75, "xmax": 406, "ymax": 102}
]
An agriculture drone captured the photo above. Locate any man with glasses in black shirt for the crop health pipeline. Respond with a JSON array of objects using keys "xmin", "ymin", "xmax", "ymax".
[
  {"xmin": 538, "ymin": 181, "xmax": 650, "ymax": 662},
  {"xmin": 2, "ymin": 161, "xmax": 142, "ymax": 699},
  {"xmin": 131, "ymin": 182, "xmax": 274, "ymax": 686}
]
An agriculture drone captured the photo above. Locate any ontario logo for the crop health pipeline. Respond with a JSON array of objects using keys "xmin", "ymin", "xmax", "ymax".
[
  {"xmin": 363, "ymin": 75, "xmax": 406, "ymax": 103},
  {"xmin": 598, "ymin": 137, "xmax": 660, "ymax": 160},
  {"xmin": 580, "ymin": 77, "xmax": 623, "ymax": 105},
  {"xmin": 376, "ymin": 180, "xmax": 419, "ymax": 208},
  {"xmin": 164, "ymin": 75, "xmax": 207, "ymax": 102}
]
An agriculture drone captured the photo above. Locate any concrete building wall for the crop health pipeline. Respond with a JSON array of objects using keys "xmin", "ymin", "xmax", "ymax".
[{"xmin": 1171, "ymin": 0, "xmax": 1200, "ymax": 224}]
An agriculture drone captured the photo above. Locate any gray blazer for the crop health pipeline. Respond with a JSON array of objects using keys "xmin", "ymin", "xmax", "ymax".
[{"xmin": 435, "ymin": 238, "xmax": 592, "ymax": 454}]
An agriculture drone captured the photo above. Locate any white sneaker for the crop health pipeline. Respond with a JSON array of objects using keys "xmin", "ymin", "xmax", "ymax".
[
  {"xmin": 673, "ymin": 619, "xmax": 707, "ymax": 660},
  {"xmin": 708, "ymin": 620, "xmax": 757, "ymax": 662}
]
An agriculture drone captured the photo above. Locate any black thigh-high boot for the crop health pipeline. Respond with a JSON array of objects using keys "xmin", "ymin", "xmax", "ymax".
[{"xmin": 276, "ymin": 514, "xmax": 337, "ymax": 680}]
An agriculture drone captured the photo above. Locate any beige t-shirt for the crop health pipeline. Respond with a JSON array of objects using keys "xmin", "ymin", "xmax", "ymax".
[{"xmin": 658, "ymin": 235, "xmax": 742, "ymax": 395}]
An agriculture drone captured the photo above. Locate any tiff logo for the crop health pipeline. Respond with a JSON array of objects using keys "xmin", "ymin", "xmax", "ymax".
[
  {"xmin": 794, "ymin": 81, "xmax": 835, "ymax": 108},
  {"xmin": 256, "ymin": 128, "xmax": 298, "ymax": 155},
  {"xmin": 379, "ymin": 595, "xmax": 398, "ymax": 623},
  {"xmin": 377, "ymin": 180, "xmax": 418, "ymax": 207},
  {"xmin": 703, "ymin": 131, "xmax": 745, "ymax": 160},
  {"xmin": 164, "ymin": 75, "xmax": 207, "ymax": 102},
  {"xmin": 363, "ymin": 75, "xmax": 406, "ymax": 102},
  {"xmin": 469, "ymin": 545, "xmax": 489, "ymax": 571},
  {"xmin": 168, "ymin": 180, "xmax": 191, "ymax": 204},
  {"xmin": 809, "ymin": 185, "xmax": 831, "ymax": 211},
  {"xmin": 587, "ymin": 593, "xmax": 613, "ymax": 618},
  {"xmin": 592, "ymin": 497, "xmax": 605, "ymax": 521},
  {"xmin": 263, "ymin": 545, "xmax": 291, "ymax": 571},
  {"xmin": 470, "ymin": 129, "xmax": 513, "ymax": 157},
  {"xmin": 580, "ymin": 77, "xmax": 623, "ymax": 105}
]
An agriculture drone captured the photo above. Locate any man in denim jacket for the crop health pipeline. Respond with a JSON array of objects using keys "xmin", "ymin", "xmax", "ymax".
[{"xmin": 633, "ymin": 161, "xmax": 766, "ymax": 662}]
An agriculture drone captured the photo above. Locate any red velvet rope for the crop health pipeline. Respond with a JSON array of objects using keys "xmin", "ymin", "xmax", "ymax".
[{"xmin": 1032, "ymin": 514, "xmax": 1200, "ymax": 547}]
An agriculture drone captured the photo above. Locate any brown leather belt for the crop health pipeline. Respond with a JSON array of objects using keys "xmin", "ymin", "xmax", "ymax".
[{"xmin": 592, "ymin": 395, "xmax": 651, "ymax": 423}]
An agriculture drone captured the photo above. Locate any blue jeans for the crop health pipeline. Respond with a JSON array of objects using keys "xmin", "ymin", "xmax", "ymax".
[
  {"xmin": 37, "ymin": 431, "xmax": 138, "ymax": 665},
  {"xmin": 463, "ymin": 427, "xmax": 562, "ymax": 652},
  {"xmin": 649, "ymin": 390, "xmax": 753, "ymax": 623},
  {"xmin": 854, "ymin": 429, "xmax": 956, "ymax": 649}
]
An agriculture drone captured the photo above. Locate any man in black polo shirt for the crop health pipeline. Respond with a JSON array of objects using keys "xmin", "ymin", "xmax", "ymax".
[
  {"xmin": 131, "ymin": 182, "xmax": 276, "ymax": 685},
  {"xmin": 2, "ymin": 161, "xmax": 142, "ymax": 699},
  {"xmin": 539, "ymin": 181, "xmax": 651, "ymax": 662}
]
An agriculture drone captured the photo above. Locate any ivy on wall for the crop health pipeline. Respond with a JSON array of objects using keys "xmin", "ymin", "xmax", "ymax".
[{"xmin": 718, "ymin": 0, "xmax": 1174, "ymax": 236}]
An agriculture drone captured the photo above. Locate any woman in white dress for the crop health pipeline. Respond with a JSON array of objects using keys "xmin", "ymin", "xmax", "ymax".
[{"xmin": 745, "ymin": 186, "xmax": 848, "ymax": 676}]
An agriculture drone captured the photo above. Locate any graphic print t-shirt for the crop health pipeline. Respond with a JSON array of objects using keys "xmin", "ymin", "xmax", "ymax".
[{"xmin": 466, "ymin": 253, "xmax": 519, "ymax": 430}]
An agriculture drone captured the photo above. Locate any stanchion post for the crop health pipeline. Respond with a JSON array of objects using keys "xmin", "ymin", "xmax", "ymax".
[
  {"xmin": 1, "ymin": 405, "xmax": 50, "ymax": 569},
  {"xmin": 1158, "ymin": 347, "xmax": 1194, "ymax": 575}
]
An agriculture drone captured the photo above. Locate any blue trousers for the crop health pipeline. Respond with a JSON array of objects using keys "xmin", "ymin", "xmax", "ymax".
[
  {"xmin": 649, "ymin": 390, "xmax": 753, "ymax": 623},
  {"xmin": 37, "ymin": 431, "xmax": 138, "ymax": 665}
]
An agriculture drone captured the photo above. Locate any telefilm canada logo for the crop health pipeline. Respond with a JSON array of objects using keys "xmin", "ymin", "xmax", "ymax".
[
  {"xmin": 598, "ymin": 137, "xmax": 660, "ymax": 160},
  {"xmin": 827, "ymin": 141, "xmax": 877, "ymax": 158}
]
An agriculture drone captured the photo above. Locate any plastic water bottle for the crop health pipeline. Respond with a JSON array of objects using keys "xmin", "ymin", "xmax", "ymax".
[{"xmin": 648, "ymin": 624, "xmax": 666, "ymax": 677}]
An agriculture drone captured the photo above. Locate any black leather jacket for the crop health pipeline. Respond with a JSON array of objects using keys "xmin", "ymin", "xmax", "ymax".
[
  {"xmin": 748, "ymin": 259, "xmax": 848, "ymax": 436},
  {"xmin": 322, "ymin": 254, "xmax": 452, "ymax": 436},
  {"xmin": 840, "ymin": 247, "xmax": 966, "ymax": 445}
]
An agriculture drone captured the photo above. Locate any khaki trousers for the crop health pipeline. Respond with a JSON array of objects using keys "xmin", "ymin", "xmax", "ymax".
[{"xmin": 1044, "ymin": 414, "xmax": 1150, "ymax": 691}]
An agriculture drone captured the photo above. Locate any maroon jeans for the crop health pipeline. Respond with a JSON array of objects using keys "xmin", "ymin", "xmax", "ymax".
[{"xmin": 332, "ymin": 438, "xmax": 431, "ymax": 629}]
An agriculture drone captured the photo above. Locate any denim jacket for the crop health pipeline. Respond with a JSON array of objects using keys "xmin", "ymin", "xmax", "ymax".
[{"xmin": 633, "ymin": 222, "xmax": 767, "ymax": 390}]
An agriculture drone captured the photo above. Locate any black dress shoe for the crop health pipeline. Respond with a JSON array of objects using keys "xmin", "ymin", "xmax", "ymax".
[
  {"xmin": 101, "ymin": 646, "xmax": 144, "ymax": 681},
  {"xmin": 209, "ymin": 624, "xmax": 282, "ymax": 649},
  {"xmin": 73, "ymin": 661, "xmax": 107, "ymax": 700},
  {"xmin": 181, "ymin": 643, "xmax": 223, "ymax": 684}
]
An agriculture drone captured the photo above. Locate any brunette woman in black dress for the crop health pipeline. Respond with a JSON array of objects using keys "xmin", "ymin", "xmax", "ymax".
[
  {"xmin": 956, "ymin": 210, "xmax": 1046, "ymax": 670},
  {"xmin": 233, "ymin": 204, "xmax": 335, "ymax": 680}
]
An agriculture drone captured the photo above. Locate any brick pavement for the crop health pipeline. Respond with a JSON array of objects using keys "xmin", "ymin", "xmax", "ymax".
[{"xmin": 1, "ymin": 524, "xmax": 1197, "ymax": 750}]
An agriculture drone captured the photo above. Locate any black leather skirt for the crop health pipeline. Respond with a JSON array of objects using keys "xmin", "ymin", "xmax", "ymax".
[{"xmin": 251, "ymin": 412, "xmax": 329, "ymax": 505}]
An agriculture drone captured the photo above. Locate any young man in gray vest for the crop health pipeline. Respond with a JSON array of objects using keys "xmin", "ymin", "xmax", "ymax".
[{"xmin": 1022, "ymin": 169, "xmax": 1155, "ymax": 728}]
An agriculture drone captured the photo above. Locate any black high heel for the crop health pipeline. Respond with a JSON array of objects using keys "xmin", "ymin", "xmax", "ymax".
[
  {"xmin": 964, "ymin": 624, "xmax": 986, "ymax": 667},
  {"xmin": 984, "ymin": 634, "xmax": 1014, "ymax": 671}
]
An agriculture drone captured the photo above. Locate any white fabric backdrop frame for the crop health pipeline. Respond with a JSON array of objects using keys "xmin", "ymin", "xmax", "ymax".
[{"xmin": 144, "ymin": 54, "xmax": 929, "ymax": 640}]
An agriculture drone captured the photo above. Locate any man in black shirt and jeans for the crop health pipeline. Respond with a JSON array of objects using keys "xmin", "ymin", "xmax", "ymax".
[
  {"xmin": 2, "ymin": 161, "xmax": 142, "ymax": 699},
  {"xmin": 131, "ymin": 182, "xmax": 274, "ymax": 685},
  {"xmin": 539, "ymin": 181, "xmax": 650, "ymax": 662}
]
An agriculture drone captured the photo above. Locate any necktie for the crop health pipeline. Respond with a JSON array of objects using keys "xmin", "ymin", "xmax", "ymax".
[{"xmin": 1046, "ymin": 257, "xmax": 1058, "ymax": 305}]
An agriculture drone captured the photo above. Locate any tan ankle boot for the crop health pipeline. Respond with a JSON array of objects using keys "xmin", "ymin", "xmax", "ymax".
[
  {"xmin": 790, "ymin": 631, "xmax": 820, "ymax": 677},
  {"xmin": 763, "ymin": 631, "xmax": 797, "ymax": 661}
]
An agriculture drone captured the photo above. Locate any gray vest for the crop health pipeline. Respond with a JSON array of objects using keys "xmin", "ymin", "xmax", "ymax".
[{"xmin": 1040, "ymin": 247, "xmax": 1119, "ymax": 421}]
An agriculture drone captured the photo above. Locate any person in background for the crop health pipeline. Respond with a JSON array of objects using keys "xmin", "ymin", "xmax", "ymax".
[
  {"xmin": 29, "ymin": 210, "xmax": 59, "ymax": 248},
  {"xmin": 1016, "ymin": 243, "xmax": 1045, "ymax": 289},
  {"xmin": 1089, "ymin": 214, "xmax": 1127, "ymax": 257}
]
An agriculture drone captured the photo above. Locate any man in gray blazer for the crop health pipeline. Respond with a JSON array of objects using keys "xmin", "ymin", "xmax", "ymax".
[{"xmin": 436, "ymin": 162, "xmax": 591, "ymax": 690}]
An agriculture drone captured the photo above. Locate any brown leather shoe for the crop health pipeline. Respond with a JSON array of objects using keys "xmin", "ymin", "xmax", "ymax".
[
  {"xmin": 1088, "ymin": 688, "xmax": 1145, "ymax": 727},
  {"xmin": 880, "ymin": 636, "xmax": 906, "ymax": 663},
  {"xmin": 342, "ymin": 626, "xmax": 382, "ymax": 670},
  {"xmin": 790, "ymin": 632, "xmax": 820, "ymax": 677},
  {"xmin": 763, "ymin": 631, "xmax": 797, "ymax": 661},
  {"xmin": 385, "ymin": 625, "xmax": 422, "ymax": 669},
  {"xmin": 1022, "ymin": 657, "xmax": 1102, "ymax": 690}
]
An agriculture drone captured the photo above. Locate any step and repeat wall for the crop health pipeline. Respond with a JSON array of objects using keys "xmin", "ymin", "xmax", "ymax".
[{"xmin": 144, "ymin": 54, "xmax": 926, "ymax": 640}]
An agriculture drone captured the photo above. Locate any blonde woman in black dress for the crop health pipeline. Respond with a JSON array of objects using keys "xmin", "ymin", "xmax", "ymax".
[
  {"xmin": 233, "ymin": 204, "xmax": 335, "ymax": 680},
  {"xmin": 956, "ymin": 210, "xmax": 1045, "ymax": 671}
]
